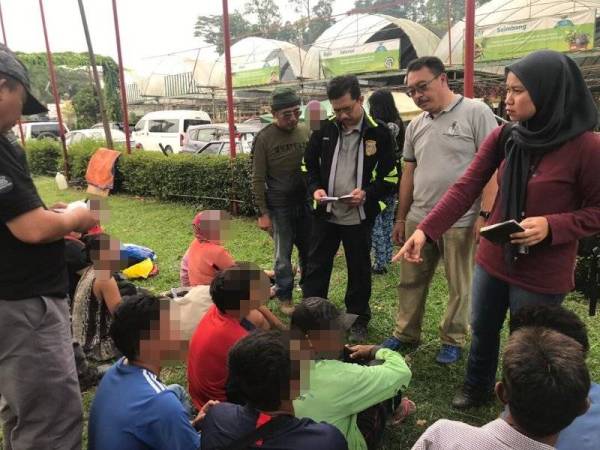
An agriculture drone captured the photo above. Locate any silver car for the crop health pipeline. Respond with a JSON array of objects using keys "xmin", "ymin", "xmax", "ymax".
[{"xmin": 181, "ymin": 123, "xmax": 265, "ymax": 155}]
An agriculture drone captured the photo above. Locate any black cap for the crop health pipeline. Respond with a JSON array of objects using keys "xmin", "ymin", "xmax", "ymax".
[{"xmin": 0, "ymin": 44, "xmax": 47, "ymax": 115}]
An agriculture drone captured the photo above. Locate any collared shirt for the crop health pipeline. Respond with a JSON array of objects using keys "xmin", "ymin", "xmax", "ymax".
[
  {"xmin": 329, "ymin": 116, "xmax": 363, "ymax": 225},
  {"xmin": 403, "ymin": 95, "xmax": 497, "ymax": 227},
  {"xmin": 411, "ymin": 418, "xmax": 555, "ymax": 450}
]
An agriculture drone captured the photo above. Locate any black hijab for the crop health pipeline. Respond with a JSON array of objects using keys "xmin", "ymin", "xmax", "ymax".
[{"xmin": 501, "ymin": 50, "xmax": 598, "ymax": 260}]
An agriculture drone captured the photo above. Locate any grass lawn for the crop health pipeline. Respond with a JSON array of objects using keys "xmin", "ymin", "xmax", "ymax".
[{"xmin": 2, "ymin": 176, "xmax": 598, "ymax": 449}]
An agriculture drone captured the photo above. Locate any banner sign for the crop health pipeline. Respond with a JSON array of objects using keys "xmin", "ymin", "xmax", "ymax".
[
  {"xmin": 232, "ymin": 58, "xmax": 279, "ymax": 88},
  {"xmin": 474, "ymin": 10, "xmax": 596, "ymax": 62},
  {"xmin": 320, "ymin": 39, "xmax": 400, "ymax": 78}
]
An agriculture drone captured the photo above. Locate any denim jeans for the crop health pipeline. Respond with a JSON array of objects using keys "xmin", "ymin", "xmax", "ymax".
[
  {"xmin": 270, "ymin": 203, "xmax": 311, "ymax": 300},
  {"xmin": 371, "ymin": 194, "xmax": 396, "ymax": 271},
  {"xmin": 465, "ymin": 264, "xmax": 565, "ymax": 392},
  {"xmin": 167, "ymin": 384, "xmax": 194, "ymax": 417}
]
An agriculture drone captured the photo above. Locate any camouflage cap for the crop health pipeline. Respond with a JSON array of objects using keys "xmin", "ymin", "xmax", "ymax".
[{"xmin": 0, "ymin": 44, "xmax": 47, "ymax": 115}]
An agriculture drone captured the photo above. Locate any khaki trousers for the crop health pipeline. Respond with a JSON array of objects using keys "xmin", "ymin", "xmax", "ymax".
[{"xmin": 394, "ymin": 220, "xmax": 475, "ymax": 347}]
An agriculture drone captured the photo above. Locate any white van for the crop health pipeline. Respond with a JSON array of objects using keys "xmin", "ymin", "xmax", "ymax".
[{"xmin": 132, "ymin": 110, "xmax": 211, "ymax": 153}]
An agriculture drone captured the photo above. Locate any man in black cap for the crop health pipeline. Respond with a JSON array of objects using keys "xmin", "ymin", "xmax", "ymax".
[
  {"xmin": 251, "ymin": 87, "xmax": 310, "ymax": 315},
  {"xmin": 0, "ymin": 44, "xmax": 98, "ymax": 450}
]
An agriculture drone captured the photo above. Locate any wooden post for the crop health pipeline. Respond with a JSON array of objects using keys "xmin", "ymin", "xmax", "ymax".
[{"xmin": 77, "ymin": 0, "xmax": 114, "ymax": 149}]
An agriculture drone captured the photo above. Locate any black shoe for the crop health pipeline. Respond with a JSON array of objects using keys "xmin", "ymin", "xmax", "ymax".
[
  {"xmin": 78, "ymin": 365, "xmax": 100, "ymax": 392},
  {"xmin": 372, "ymin": 266, "xmax": 388, "ymax": 275},
  {"xmin": 348, "ymin": 323, "xmax": 368, "ymax": 343},
  {"xmin": 451, "ymin": 384, "xmax": 494, "ymax": 410}
]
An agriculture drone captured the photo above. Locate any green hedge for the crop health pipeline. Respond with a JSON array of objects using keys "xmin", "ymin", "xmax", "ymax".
[
  {"xmin": 25, "ymin": 139, "xmax": 257, "ymax": 216},
  {"xmin": 25, "ymin": 138, "xmax": 62, "ymax": 175}
]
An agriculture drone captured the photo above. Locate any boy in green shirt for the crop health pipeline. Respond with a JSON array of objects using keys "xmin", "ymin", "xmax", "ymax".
[{"xmin": 291, "ymin": 298, "xmax": 414, "ymax": 450}]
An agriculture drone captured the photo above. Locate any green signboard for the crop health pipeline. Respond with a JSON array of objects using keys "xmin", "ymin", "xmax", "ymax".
[
  {"xmin": 232, "ymin": 60, "xmax": 279, "ymax": 88},
  {"xmin": 321, "ymin": 39, "xmax": 400, "ymax": 78},
  {"xmin": 474, "ymin": 10, "xmax": 596, "ymax": 62}
]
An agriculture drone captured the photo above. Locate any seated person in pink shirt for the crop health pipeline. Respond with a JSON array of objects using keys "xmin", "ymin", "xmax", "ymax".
[
  {"xmin": 179, "ymin": 210, "xmax": 283, "ymax": 331},
  {"xmin": 412, "ymin": 326, "xmax": 590, "ymax": 450},
  {"xmin": 180, "ymin": 210, "xmax": 235, "ymax": 287}
]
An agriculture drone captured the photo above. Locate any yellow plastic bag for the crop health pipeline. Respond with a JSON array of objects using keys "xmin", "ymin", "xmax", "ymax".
[{"xmin": 122, "ymin": 258, "xmax": 153, "ymax": 279}]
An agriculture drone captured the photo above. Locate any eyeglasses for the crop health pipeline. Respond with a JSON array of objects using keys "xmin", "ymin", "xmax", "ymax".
[
  {"xmin": 280, "ymin": 108, "xmax": 301, "ymax": 120},
  {"xmin": 405, "ymin": 74, "xmax": 440, "ymax": 98},
  {"xmin": 333, "ymin": 100, "xmax": 358, "ymax": 116}
]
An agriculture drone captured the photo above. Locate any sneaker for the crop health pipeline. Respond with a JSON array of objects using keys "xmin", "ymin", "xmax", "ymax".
[
  {"xmin": 381, "ymin": 336, "xmax": 419, "ymax": 353},
  {"xmin": 436, "ymin": 345, "xmax": 462, "ymax": 364},
  {"xmin": 279, "ymin": 300, "xmax": 295, "ymax": 316},
  {"xmin": 451, "ymin": 384, "xmax": 494, "ymax": 410},
  {"xmin": 348, "ymin": 323, "xmax": 368, "ymax": 343},
  {"xmin": 381, "ymin": 336, "xmax": 403, "ymax": 351}
]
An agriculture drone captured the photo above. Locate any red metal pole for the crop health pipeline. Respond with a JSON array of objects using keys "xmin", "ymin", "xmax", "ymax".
[
  {"xmin": 222, "ymin": 0, "xmax": 236, "ymax": 160},
  {"xmin": 464, "ymin": 0, "xmax": 475, "ymax": 98},
  {"xmin": 0, "ymin": 1, "xmax": 25, "ymax": 147},
  {"xmin": 111, "ymin": 0, "xmax": 131, "ymax": 154},
  {"xmin": 221, "ymin": 0, "xmax": 238, "ymax": 214},
  {"xmin": 447, "ymin": 0, "xmax": 452, "ymax": 66},
  {"xmin": 39, "ymin": 0, "xmax": 69, "ymax": 179}
]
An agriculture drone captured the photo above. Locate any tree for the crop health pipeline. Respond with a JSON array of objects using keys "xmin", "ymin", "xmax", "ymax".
[
  {"xmin": 17, "ymin": 52, "xmax": 123, "ymax": 121},
  {"xmin": 72, "ymin": 85, "xmax": 100, "ymax": 129},
  {"xmin": 193, "ymin": 11, "xmax": 253, "ymax": 54},
  {"xmin": 244, "ymin": 0, "xmax": 282, "ymax": 36},
  {"xmin": 351, "ymin": 0, "xmax": 427, "ymax": 22},
  {"xmin": 308, "ymin": 0, "xmax": 334, "ymax": 44}
]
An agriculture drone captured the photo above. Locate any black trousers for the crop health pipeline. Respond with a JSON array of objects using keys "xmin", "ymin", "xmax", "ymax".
[{"xmin": 302, "ymin": 216, "xmax": 372, "ymax": 325}]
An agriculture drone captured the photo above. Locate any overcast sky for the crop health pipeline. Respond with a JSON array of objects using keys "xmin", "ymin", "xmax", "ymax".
[{"xmin": 2, "ymin": 0, "xmax": 348, "ymax": 73}]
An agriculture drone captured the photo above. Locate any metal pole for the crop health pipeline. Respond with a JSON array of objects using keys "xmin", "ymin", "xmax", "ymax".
[
  {"xmin": 464, "ymin": 0, "xmax": 475, "ymax": 98},
  {"xmin": 0, "ymin": 1, "xmax": 25, "ymax": 147},
  {"xmin": 77, "ymin": 0, "xmax": 113, "ymax": 149},
  {"xmin": 447, "ymin": 0, "xmax": 452, "ymax": 66},
  {"xmin": 38, "ymin": 0, "xmax": 69, "ymax": 179},
  {"xmin": 222, "ymin": 0, "xmax": 238, "ymax": 215},
  {"xmin": 222, "ymin": 0, "xmax": 236, "ymax": 159},
  {"xmin": 111, "ymin": 0, "xmax": 131, "ymax": 154}
]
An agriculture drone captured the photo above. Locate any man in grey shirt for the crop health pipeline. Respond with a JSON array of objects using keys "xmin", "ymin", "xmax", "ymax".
[{"xmin": 382, "ymin": 56, "xmax": 498, "ymax": 364}]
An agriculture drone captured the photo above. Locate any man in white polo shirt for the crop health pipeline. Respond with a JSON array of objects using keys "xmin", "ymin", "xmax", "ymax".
[{"xmin": 382, "ymin": 56, "xmax": 497, "ymax": 364}]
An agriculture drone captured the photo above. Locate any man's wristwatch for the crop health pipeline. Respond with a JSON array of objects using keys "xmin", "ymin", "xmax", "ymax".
[{"xmin": 479, "ymin": 210, "xmax": 491, "ymax": 220}]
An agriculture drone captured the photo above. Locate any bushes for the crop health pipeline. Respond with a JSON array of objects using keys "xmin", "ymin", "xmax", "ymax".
[
  {"xmin": 25, "ymin": 138, "xmax": 61, "ymax": 175},
  {"xmin": 24, "ymin": 139, "xmax": 258, "ymax": 216}
]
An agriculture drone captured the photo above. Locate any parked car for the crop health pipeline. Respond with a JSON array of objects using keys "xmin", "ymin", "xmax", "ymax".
[
  {"xmin": 91, "ymin": 122, "xmax": 125, "ymax": 132},
  {"xmin": 65, "ymin": 128, "xmax": 130, "ymax": 148},
  {"xmin": 132, "ymin": 110, "xmax": 211, "ymax": 154},
  {"xmin": 12, "ymin": 121, "xmax": 70, "ymax": 140},
  {"xmin": 181, "ymin": 123, "xmax": 264, "ymax": 155}
]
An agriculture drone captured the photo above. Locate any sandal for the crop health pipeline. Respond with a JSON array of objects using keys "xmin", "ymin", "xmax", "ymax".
[{"xmin": 390, "ymin": 397, "xmax": 416, "ymax": 426}]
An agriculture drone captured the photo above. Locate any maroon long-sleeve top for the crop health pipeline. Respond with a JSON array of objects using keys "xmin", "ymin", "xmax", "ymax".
[{"xmin": 419, "ymin": 127, "xmax": 600, "ymax": 294}]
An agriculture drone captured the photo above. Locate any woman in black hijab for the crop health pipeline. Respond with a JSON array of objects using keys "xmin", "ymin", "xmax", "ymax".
[{"xmin": 395, "ymin": 50, "xmax": 600, "ymax": 408}]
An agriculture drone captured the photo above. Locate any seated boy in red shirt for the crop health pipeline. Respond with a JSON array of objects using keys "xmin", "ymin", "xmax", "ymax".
[{"xmin": 187, "ymin": 263, "xmax": 271, "ymax": 409}]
